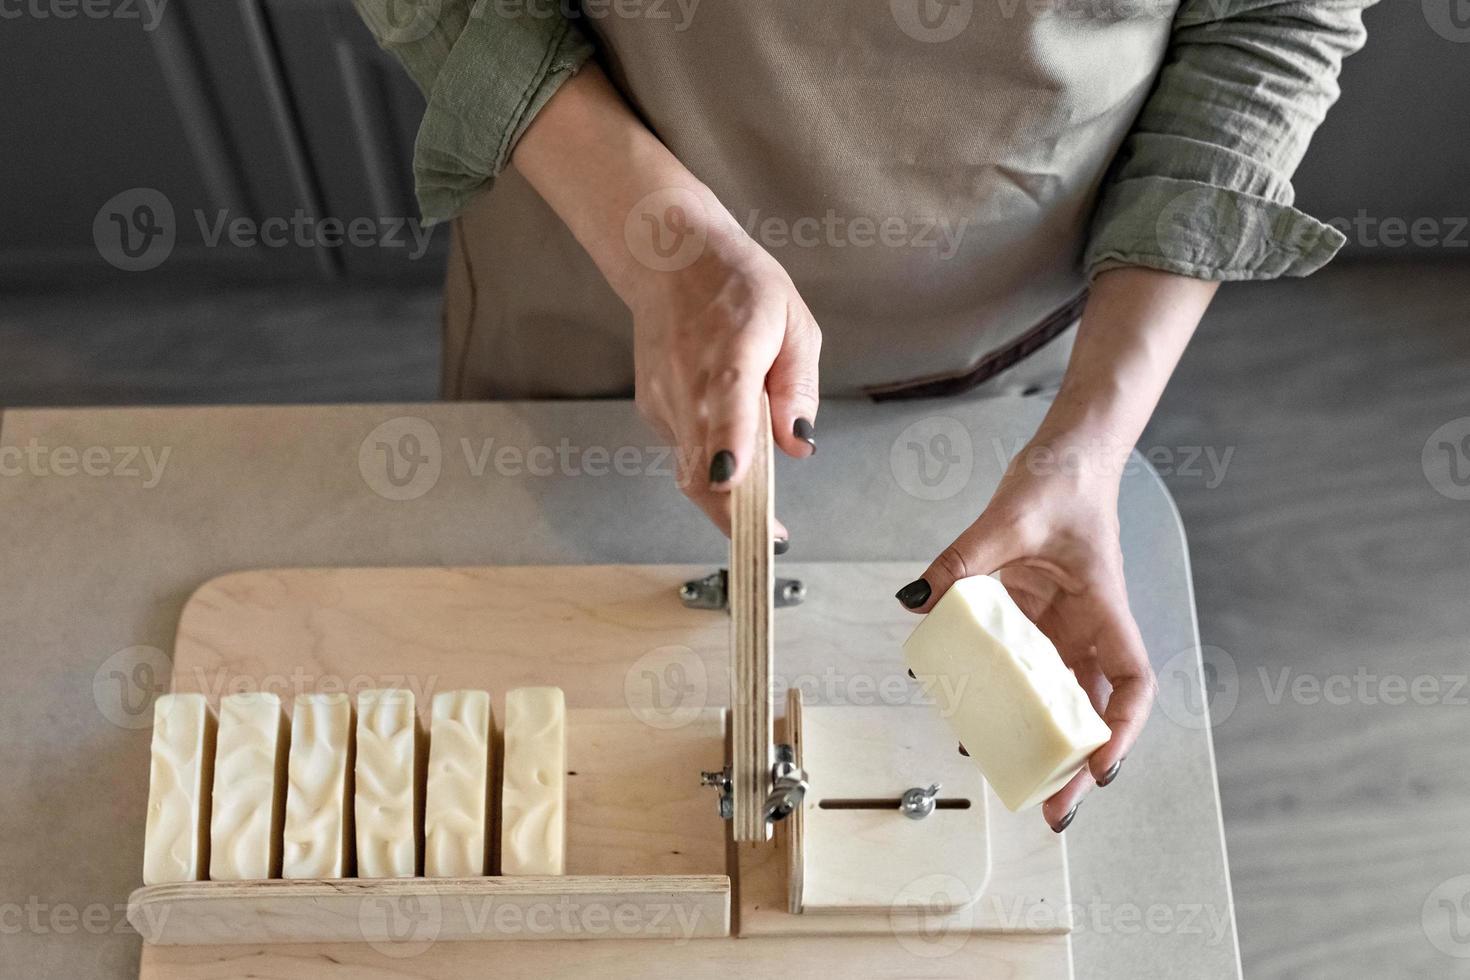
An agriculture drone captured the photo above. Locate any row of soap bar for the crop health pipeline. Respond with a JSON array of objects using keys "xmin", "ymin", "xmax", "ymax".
[{"xmin": 142, "ymin": 686, "xmax": 566, "ymax": 885}]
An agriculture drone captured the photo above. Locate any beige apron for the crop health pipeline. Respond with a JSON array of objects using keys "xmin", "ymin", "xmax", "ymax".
[{"xmin": 443, "ymin": 1, "xmax": 1176, "ymax": 401}]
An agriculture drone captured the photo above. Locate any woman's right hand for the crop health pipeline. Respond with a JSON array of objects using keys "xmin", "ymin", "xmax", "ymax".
[
  {"xmin": 623, "ymin": 202, "xmax": 822, "ymax": 539},
  {"xmin": 510, "ymin": 65, "xmax": 820, "ymax": 539}
]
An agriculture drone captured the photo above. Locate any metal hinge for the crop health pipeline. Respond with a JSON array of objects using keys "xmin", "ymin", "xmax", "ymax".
[
  {"xmin": 679, "ymin": 569, "xmax": 805, "ymax": 611},
  {"xmin": 700, "ymin": 744, "xmax": 808, "ymax": 825}
]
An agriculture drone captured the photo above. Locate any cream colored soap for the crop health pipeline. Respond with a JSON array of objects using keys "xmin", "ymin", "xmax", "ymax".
[
  {"xmin": 424, "ymin": 690, "xmax": 493, "ymax": 877},
  {"xmin": 281, "ymin": 693, "xmax": 354, "ymax": 879},
  {"xmin": 500, "ymin": 687, "xmax": 566, "ymax": 875},
  {"xmin": 208, "ymin": 692, "xmax": 289, "ymax": 880},
  {"xmin": 904, "ymin": 575, "xmax": 1112, "ymax": 812},
  {"xmin": 354, "ymin": 689, "xmax": 421, "ymax": 878},
  {"xmin": 143, "ymin": 694, "xmax": 217, "ymax": 885}
]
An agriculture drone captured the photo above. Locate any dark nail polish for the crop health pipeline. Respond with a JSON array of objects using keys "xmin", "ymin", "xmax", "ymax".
[
  {"xmin": 774, "ymin": 537, "xmax": 790, "ymax": 556},
  {"xmin": 1052, "ymin": 803, "xmax": 1079, "ymax": 834},
  {"xmin": 1098, "ymin": 760, "xmax": 1122, "ymax": 788},
  {"xmin": 895, "ymin": 578, "xmax": 932, "ymax": 609},
  {"xmin": 907, "ymin": 668, "xmax": 917, "ymax": 680},
  {"xmin": 793, "ymin": 417, "xmax": 816, "ymax": 455},
  {"xmin": 957, "ymin": 743, "xmax": 969, "ymax": 757},
  {"xmin": 709, "ymin": 450, "xmax": 736, "ymax": 485}
]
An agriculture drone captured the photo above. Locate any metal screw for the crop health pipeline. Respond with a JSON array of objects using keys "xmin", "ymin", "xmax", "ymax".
[{"xmin": 899, "ymin": 783, "xmax": 941, "ymax": 820}]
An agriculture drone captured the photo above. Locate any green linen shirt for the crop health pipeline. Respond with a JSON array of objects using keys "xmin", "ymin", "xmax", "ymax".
[{"xmin": 355, "ymin": 0, "xmax": 1375, "ymax": 281}]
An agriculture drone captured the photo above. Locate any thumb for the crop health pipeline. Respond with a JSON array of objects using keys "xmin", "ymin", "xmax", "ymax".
[
  {"xmin": 895, "ymin": 516, "xmax": 1019, "ymax": 614},
  {"xmin": 767, "ymin": 309, "xmax": 821, "ymax": 460}
]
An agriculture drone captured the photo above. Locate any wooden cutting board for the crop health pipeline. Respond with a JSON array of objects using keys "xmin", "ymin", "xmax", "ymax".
[{"xmin": 139, "ymin": 564, "xmax": 1074, "ymax": 979}]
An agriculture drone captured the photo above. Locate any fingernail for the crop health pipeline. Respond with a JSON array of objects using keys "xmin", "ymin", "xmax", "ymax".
[
  {"xmin": 774, "ymin": 537, "xmax": 790, "ymax": 556},
  {"xmin": 907, "ymin": 668, "xmax": 917, "ymax": 680},
  {"xmin": 895, "ymin": 578, "xmax": 932, "ymax": 609},
  {"xmin": 957, "ymin": 742, "xmax": 969, "ymax": 757},
  {"xmin": 793, "ymin": 417, "xmax": 816, "ymax": 455},
  {"xmin": 1098, "ymin": 760, "xmax": 1122, "ymax": 787},
  {"xmin": 709, "ymin": 450, "xmax": 736, "ymax": 485},
  {"xmin": 1052, "ymin": 803, "xmax": 1079, "ymax": 834}
]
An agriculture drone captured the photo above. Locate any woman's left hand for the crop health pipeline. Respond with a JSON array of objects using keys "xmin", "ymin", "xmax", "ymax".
[{"xmin": 894, "ymin": 441, "xmax": 1157, "ymax": 833}]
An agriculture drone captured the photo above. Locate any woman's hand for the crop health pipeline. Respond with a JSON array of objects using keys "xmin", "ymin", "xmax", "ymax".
[
  {"xmin": 894, "ymin": 265, "xmax": 1221, "ymax": 832},
  {"xmin": 510, "ymin": 65, "xmax": 819, "ymax": 538},
  {"xmin": 895, "ymin": 448, "xmax": 1154, "ymax": 832},
  {"xmin": 626, "ymin": 210, "xmax": 821, "ymax": 538}
]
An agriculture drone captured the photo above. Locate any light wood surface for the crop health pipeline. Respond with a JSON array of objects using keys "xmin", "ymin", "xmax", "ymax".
[
  {"xmin": 128, "ymin": 875, "xmax": 732, "ymax": 945},
  {"xmin": 140, "ymin": 562, "xmax": 1074, "ymax": 977},
  {"xmin": 729, "ymin": 396, "xmax": 775, "ymax": 842},
  {"xmin": 791, "ymin": 695, "xmax": 991, "ymax": 915}
]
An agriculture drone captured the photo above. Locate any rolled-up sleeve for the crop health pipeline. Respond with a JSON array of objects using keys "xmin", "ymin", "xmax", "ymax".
[
  {"xmin": 353, "ymin": 0, "xmax": 594, "ymax": 223},
  {"xmin": 1085, "ymin": 0, "xmax": 1377, "ymax": 281}
]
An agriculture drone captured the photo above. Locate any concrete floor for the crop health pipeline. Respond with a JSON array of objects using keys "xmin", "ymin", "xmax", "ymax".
[{"xmin": 1, "ymin": 256, "xmax": 1466, "ymax": 978}]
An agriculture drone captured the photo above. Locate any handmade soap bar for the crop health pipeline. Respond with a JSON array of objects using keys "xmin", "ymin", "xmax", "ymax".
[
  {"xmin": 209, "ymin": 692, "xmax": 289, "ymax": 880},
  {"xmin": 354, "ymin": 688, "xmax": 421, "ymax": 878},
  {"xmin": 500, "ymin": 687, "xmax": 566, "ymax": 875},
  {"xmin": 424, "ymin": 690, "xmax": 493, "ymax": 877},
  {"xmin": 903, "ymin": 574, "xmax": 1112, "ymax": 812},
  {"xmin": 143, "ymin": 694, "xmax": 217, "ymax": 885},
  {"xmin": 281, "ymin": 693, "xmax": 354, "ymax": 879}
]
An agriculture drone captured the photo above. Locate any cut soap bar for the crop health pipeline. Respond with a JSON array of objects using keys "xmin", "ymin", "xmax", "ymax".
[
  {"xmin": 903, "ymin": 575, "xmax": 1111, "ymax": 812},
  {"xmin": 354, "ymin": 689, "xmax": 421, "ymax": 878},
  {"xmin": 500, "ymin": 686, "xmax": 566, "ymax": 875},
  {"xmin": 209, "ymin": 692, "xmax": 289, "ymax": 880},
  {"xmin": 143, "ymin": 694, "xmax": 217, "ymax": 885},
  {"xmin": 424, "ymin": 690, "xmax": 493, "ymax": 877},
  {"xmin": 282, "ymin": 693, "xmax": 354, "ymax": 879}
]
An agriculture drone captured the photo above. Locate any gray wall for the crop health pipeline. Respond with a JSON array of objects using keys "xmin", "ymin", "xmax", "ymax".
[{"xmin": 0, "ymin": 1, "xmax": 1463, "ymax": 284}]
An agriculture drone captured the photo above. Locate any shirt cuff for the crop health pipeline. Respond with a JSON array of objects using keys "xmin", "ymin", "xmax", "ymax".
[
  {"xmin": 1085, "ymin": 175, "xmax": 1347, "ymax": 282},
  {"xmin": 412, "ymin": 13, "xmax": 594, "ymax": 225}
]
